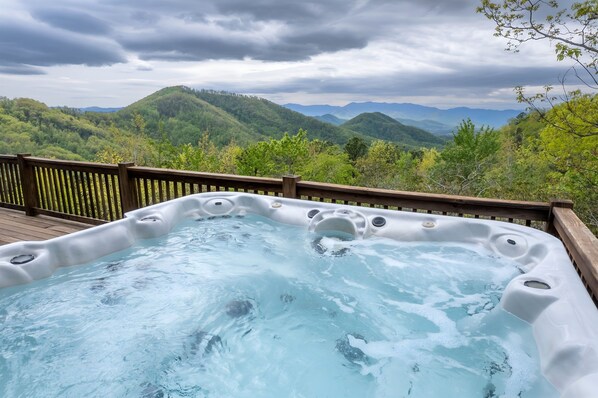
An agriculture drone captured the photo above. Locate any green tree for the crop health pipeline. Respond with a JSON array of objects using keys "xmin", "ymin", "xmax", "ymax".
[
  {"xmin": 236, "ymin": 130, "xmax": 310, "ymax": 177},
  {"xmin": 429, "ymin": 119, "xmax": 500, "ymax": 195},
  {"xmin": 270, "ymin": 129, "xmax": 310, "ymax": 175},
  {"xmin": 344, "ymin": 136, "xmax": 368, "ymax": 161},
  {"xmin": 478, "ymin": 0, "xmax": 598, "ymax": 137},
  {"xmin": 236, "ymin": 141, "xmax": 273, "ymax": 176},
  {"xmin": 301, "ymin": 152, "xmax": 357, "ymax": 185},
  {"xmin": 540, "ymin": 97, "xmax": 598, "ymax": 229},
  {"xmin": 355, "ymin": 140, "xmax": 402, "ymax": 188}
]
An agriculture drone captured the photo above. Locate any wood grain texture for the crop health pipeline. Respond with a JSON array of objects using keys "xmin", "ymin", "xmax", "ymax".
[
  {"xmin": 0, "ymin": 207, "xmax": 90, "ymax": 246},
  {"xmin": 553, "ymin": 207, "xmax": 598, "ymax": 303}
]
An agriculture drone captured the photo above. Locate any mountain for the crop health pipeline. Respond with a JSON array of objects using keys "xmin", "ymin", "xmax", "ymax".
[
  {"xmin": 0, "ymin": 97, "xmax": 114, "ymax": 161},
  {"xmin": 1, "ymin": 87, "xmax": 448, "ymax": 161},
  {"xmin": 395, "ymin": 118, "xmax": 454, "ymax": 136},
  {"xmin": 117, "ymin": 86, "xmax": 360, "ymax": 146},
  {"xmin": 341, "ymin": 112, "xmax": 446, "ymax": 148},
  {"xmin": 191, "ymin": 89, "xmax": 359, "ymax": 145},
  {"xmin": 117, "ymin": 87, "xmax": 261, "ymax": 146},
  {"xmin": 284, "ymin": 102, "xmax": 522, "ymax": 130},
  {"xmin": 80, "ymin": 107, "xmax": 122, "ymax": 113},
  {"xmin": 313, "ymin": 114, "xmax": 346, "ymax": 126}
]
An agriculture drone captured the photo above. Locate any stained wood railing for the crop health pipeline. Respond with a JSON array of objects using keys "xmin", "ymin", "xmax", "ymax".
[
  {"xmin": 0, "ymin": 155, "xmax": 23, "ymax": 210},
  {"xmin": 551, "ymin": 204, "xmax": 598, "ymax": 305},
  {"xmin": 0, "ymin": 154, "xmax": 595, "ymax": 303}
]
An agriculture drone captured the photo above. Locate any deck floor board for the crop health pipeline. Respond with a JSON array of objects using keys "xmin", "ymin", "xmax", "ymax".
[{"xmin": 0, "ymin": 207, "xmax": 90, "ymax": 245}]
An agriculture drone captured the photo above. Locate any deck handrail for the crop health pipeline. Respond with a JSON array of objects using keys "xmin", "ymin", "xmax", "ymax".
[{"xmin": 0, "ymin": 154, "xmax": 595, "ymax": 303}]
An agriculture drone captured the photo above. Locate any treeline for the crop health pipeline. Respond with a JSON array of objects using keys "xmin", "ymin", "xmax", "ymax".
[{"xmin": 0, "ymin": 95, "xmax": 595, "ymax": 233}]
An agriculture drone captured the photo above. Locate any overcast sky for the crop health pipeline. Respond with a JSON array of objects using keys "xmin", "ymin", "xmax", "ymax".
[{"xmin": 0, "ymin": 0, "xmax": 572, "ymax": 109}]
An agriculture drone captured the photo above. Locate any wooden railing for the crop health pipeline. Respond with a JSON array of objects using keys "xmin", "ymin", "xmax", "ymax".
[
  {"xmin": 0, "ymin": 154, "xmax": 596, "ymax": 303},
  {"xmin": 0, "ymin": 155, "xmax": 23, "ymax": 210},
  {"xmin": 551, "ymin": 204, "xmax": 598, "ymax": 305}
]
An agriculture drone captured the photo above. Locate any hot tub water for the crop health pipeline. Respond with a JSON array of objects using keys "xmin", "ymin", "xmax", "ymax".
[{"xmin": 0, "ymin": 214, "xmax": 558, "ymax": 397}]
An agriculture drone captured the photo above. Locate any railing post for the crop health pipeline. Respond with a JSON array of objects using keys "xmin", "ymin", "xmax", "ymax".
[
  {"xmin": 546, "ymin": 199, "xmax": 574, "ymax": 234},
  {"xmin": 282, "ymin": 175, "xmax": 301, "ymax": 198},
  {"xmin": 16, "ymin": 153, "xmax": 39, "ymax": 216},
  {"xmin": 118, "ymin": 162, "xmax": 136, "ymax": 215}
]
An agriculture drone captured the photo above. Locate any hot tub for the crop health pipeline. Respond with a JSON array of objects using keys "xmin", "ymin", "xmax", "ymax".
[{"xmin": 0, "ymin": 193, "xmax": 596, "ymax": 397}]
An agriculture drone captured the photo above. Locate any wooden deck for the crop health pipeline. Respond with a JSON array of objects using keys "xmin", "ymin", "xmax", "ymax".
[{"xmin": 0, "ymin": 207, "xmax": 91, "ymax": 245}]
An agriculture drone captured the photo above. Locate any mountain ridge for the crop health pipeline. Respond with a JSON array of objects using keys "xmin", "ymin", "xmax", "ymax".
[
  {"xmin": 341, "ymin": 112, "xmax": 446, "ymax": 148},
  {"xmin": 112, "ymin": 86, "xmax": 446, "ymax": 148},
  {"xmin": 284, "ymin": 102, "xmax": 522, "ymax": 129}
]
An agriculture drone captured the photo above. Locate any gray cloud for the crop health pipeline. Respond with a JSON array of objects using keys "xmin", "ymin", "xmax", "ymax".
[
  {"xmin": 1, "ymin": 0, "xmax": 569, "ymax": 109},
  {"xmin": 0, "ymin": 64, "xmax": 45, "ymax": 75},
  {"xmin": 26, "ymin": 0, "xmax": 429, "ymax": 62},
  {"xmin": 120, "ymin": 24, "xmax": 368, "ymax": 62},
  {"xmin": 206, "ymin": 65, "xmax": 565, "ymax": 98},
  {"xmin": 31, "ymin": 8, "xmax": 111, "ymax": 35},
  {"xmin": 7, "ymin": 0, "xmax": 487, "ymax": 67},
  {"xmin": 0, "ymin": 19, "xmax": 125, "ymax": 73},
  {"xmin": 215, "ymin": 0, "xmax": 345, "ymax": 22}
]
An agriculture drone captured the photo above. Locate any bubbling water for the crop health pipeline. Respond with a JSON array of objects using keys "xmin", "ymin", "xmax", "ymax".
[{"xmin": 0, "ymin": 214, "xmax": 558, "ymax": 397}]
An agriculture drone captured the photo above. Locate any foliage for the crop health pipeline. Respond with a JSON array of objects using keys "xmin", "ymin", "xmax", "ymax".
[
  {"xmin": 355, "ymin": 140, "xmax": 403, "ymax": 188},
  {"xmin": 539, "ymin": 97, "xmax": 598, "ymax": 228},
  {"xmin": 236, "ymin": 130, "xmax": 310, "ymax": 176},
  {"xmin": 428, "ymin": 119, "xmax": 500, "ymax": 195},
  {"xmin": 341, "ymin": 112, "xmax": 445, "ymax": 149},
  {"xmin": 301, "ymin": 152, "xmax": 357, "ymax": 185},
  {"xmin": 0, "ymin": 90, "xmax": 595, "ymax": 233},
  {"xmin": 0, "ymin": 97, "xmax": 113, "ymax": 160},
  {"xmin": 477, "ymin": 0, "xmax": 597, "ymax": 66},
  {"xmin": 478, "ymin": 0, "xmax": 598, "ymax": 138},
  {"xmin": 344, "ymin": 136, "xmax": 368, "ymax": 161}
]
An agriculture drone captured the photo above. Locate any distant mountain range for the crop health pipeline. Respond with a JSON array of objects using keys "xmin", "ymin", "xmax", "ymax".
[
  {"xmin": 342, "ymin": 112, "xmax": 445, "ymax": 147},
  {"xmin": 91, "ymin": 86, "xmax": 445, "ymax": 149},
  {"xmin": 284, "ymin": 102, "xmax": 523, "ymax": 133},
  {"xmin": 313, "ymin": 114, "xmax": 346, "ymax": 126},
  {"xmin": 115, "ymin": 87, "xmax": 358, "ymax": 146},
  {"xmin": 80, "ymin": 106, "xmax": 122, "ymax": 113}
]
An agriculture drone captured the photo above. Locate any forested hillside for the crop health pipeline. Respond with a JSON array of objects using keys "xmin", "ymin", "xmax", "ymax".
[
  {"xmin": 0, "ymin": 90, "xmax": 595, "ymax": 233},
  {"xmin": 0, "ymin": 97, "xmax": 112, "ymax": 160},
  {"xmin": 0, "ymin": 86, "xmax": 447, "ymax": 159},
  {"xmin": 341, "ymin": 112, "xmax": 446, "ymax": 149}
]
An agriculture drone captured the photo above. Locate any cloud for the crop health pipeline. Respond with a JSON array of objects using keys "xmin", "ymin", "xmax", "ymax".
[
  {"xmin": 215, "ymin": 0, "xmax": 346, "ymax": 22},
  {"xmin": 30, "ymin": 8, "xmax": 111, "ymax": 35},
  {"xmin": 8, "ymin": 0, "xmax": 491, "ymax": 66},
  {"xmin": 0, "ymin": 64, "xmax": 46, "ymax": 75},
  {"xmin": 118, "ymin": 18, "xmax": 368, "ymax": 62},
  {"xmin": 201, "ymin": 65, "xmax": 566, "ymax": 100},
  {"xmin": 0, "ymin": 18, "xmax": 125, "ymax": 74},
  {"xmin": 23, "ymin": 0, "xmax": 429, "ymax": 63},
  {"xmin": 0, "ymin": 0, "xmax": 570, "ymax": 108}
]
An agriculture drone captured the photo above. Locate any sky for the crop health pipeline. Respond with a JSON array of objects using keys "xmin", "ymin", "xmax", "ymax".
[{"xmin": 0, "ymin": 0, "xmax": 573, "ymax": 110}]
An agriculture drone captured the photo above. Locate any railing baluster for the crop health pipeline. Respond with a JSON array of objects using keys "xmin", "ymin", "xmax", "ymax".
[
  {"xmin": 100, "ymin": 173, "xmax": 111, "ymax": 220},
  {"xmin": 67, "ymin": 170, "xmax": 78, "ymax": 215},
  {"xmin": 45, "ymin": 167, "xmax": 56, "ymax": 211},
  {"xmin": 109, "ymin": 174, "xmax": 120, "ymax": 217},
  {"xmin": 52, "ymin": 168, "xmax": 64, "ymax": 213},
  {"xmin": 142, "ymin": 178, "xmax": 149, "ymax": 205},
  {"xmin": 136, "ymin": 178, "xmax": 144, "ymax": 207},
  {"xmin": 76, "ymin": 171, "xmax": 89, "ymax": 217},
  {"xmin": 35, "ymin": 167, "xmax": 44, "ymax": 210},
  {"xmin": 0, "ymin": 164, "xmax": 8, "ymax": 204},
  {"xmin": 3, "ymin": 163, "xmax": 13, "ymax": 204},
  {"xmin": 6, "ymin": 163, "xmax": 16, "ymax": 204},
  {"xmin": 84, "ymin": 172, "xmax": 96, "ymax": 219},
  {"xmin": 158, "ymin": 179, "xmax": 164, "ymax": 203},
  {"xmin": 90, "ymin": 172, "xmax": 101, "ymax": 219}
]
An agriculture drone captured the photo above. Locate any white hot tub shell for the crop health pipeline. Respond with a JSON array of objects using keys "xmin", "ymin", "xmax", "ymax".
[{"xmin": 0, "ymin": 192, "xmax": 596, "ymax": 397}]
